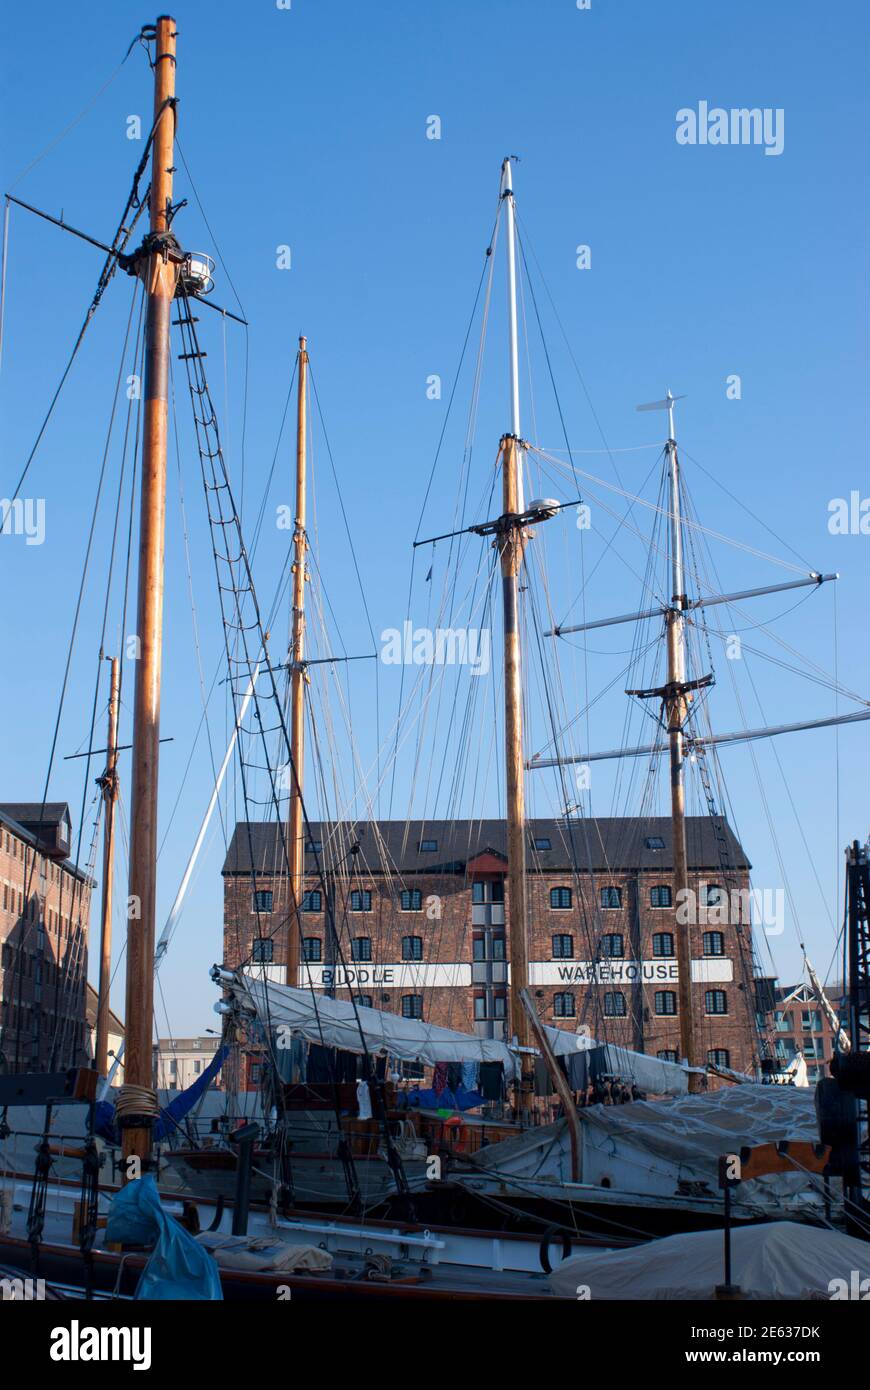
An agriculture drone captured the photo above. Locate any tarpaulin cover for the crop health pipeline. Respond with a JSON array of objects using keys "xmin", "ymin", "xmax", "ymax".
[
  {"xmin": 104, "ymin": 1174, "xmax": 222, "ymax": 1300},
  {"xmin": 231, "ymin": 973, "xmax": 695, "ymax": 1096},
  {"xmin": 549, "ymin": 1221, "xmax": 870, "ymax": 1300},
  {"xmin": 467, "ymin": 1083, "xmax": 824, "ymax": 1214}
]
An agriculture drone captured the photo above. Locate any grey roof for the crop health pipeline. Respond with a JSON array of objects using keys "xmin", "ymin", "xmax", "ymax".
[
  {"xmin": 0, "ymin": 802, "xmax": 91, "ymax": 884},
  {"xmin": 0, "ymin": 802, "xmax": 70, "ymax": 828},
  {"xmin": 223, "ymin": 816, "xmax": 750, "ymax": 877}
]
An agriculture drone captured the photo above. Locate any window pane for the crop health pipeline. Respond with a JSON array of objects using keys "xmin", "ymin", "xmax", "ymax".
[
  {"xmin": 652, "ymin": 932, "xmax": 674, "ymax": 958},
  {"xmin": 650, "ymin": 885, "xmax": 672, "ymax": 908},
  {"xmin": 550, "ymin": 887, "xmax": 572, "ymax": 909},
  {"xmin": 600, "ymin": 886, "xmax": 622, "ymax": 909}
]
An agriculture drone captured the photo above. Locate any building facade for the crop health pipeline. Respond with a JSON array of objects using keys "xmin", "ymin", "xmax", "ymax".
[
  {"xmin": 0, "ymin": 803, "xmax": 92, "ymax": 1073},
  {"xmin": 155, "ymin": 1035, "xmax": 221, "ymax": 1092},
  {"xmin": 85, "ymin": 982, "xmax": 125, "ymax": 1085},
  {"xmin": 223, "ymin": 817, "xmax": 765, "ymax": 1077},
  {"xmin": 772, "ymin": 981, "xmax": 844, "ymax": 1085}
]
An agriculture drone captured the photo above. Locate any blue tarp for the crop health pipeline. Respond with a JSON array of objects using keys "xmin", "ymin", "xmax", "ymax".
[
  {"xmin": 95, "ymin": 1044, "xmax": 229, "ymax": 1145},
  {"xmin": 402, "ymin": 1086, "xmax": 484, "ymax": 1112},
  {"xmin": 104, "ymin": 1174, "xmax": 222, "ymax": 1300}
]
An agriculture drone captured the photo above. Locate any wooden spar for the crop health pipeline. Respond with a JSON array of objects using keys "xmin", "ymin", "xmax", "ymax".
[
  {"xmin": 123, "ymin": 14, "xmax": 178, "ymax": 1170},
  {"xmin": 95, "ymin": 656, "xmax": 120, "ymax": 1078},
  {"xmin": 519, "ymin": 989, "xmax": 582, "ymax": 1181},
  {"xmin": 501, "ymin": 434, "xmax": 534, "ymax": 1111},
  {"xmin": 663, "ymin": 404, "xmax": 701, "ymax": 1090},
  {"xmin": 286, "ymin": 335, "xmax": 308, "ymax": 992},
  {"xmin": 499, "ymin": 159, "xmax": 534, "ymax": 1115}
]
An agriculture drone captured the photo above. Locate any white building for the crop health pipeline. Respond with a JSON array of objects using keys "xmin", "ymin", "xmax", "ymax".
[{"xmin": 155, "ymin": 1035, "xmax": 221, "ymax": 1092}]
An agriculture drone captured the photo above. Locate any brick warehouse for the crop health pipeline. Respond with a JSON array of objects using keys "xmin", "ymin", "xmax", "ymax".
[
  {"xmin": 0, "ymin": 803, "xmax": 93, "ymax": 1072},
  {"xmin": 222, "ymin": 816, "xmax": 766, "ymax": 1078}
]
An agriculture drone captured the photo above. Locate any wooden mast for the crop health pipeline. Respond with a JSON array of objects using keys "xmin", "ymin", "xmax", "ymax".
[
  {"xmin": 286, "ymin": 335, "xmax": 308, "ymax": 991},
  {"xmin": 663, "ymin": 394, "xmax": 701, "ymax": 1090},
  {"xmin": 122, "ymin": 13, "xmax": 178, "ymax": 1170},
  {"xmin": 499, "ymin": 159, "xmax": 534, "ymax": 1114},
  {"xmin": 95, "ymin": 656, "xmax": 120, "ymax": 1078}
]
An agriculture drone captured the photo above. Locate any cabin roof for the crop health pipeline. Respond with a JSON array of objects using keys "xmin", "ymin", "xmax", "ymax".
[{"xmin": 222, "ymin": 816, "xmax": 750, "ymax": 877}]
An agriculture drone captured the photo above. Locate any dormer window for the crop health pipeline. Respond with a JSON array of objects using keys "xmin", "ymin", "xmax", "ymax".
[
  {"xmin": 645, "ymin": 836, "xmax": 665, "ymax": 850},
  {"xmin": 418, "ymin": 839, "xmax": 437, "ymax": 853}
]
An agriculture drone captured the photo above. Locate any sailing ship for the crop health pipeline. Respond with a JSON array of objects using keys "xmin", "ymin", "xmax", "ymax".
[{"xmin": 0, "ymin": 12, "xmax": 867, "ymax": 1303}]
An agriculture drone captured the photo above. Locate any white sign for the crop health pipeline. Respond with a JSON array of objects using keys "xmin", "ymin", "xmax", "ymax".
[
  {"xmin": 298, "ymin": 962, "xmax": 472, "ymax": 990},
  {"xmin": 529, "ymin": 960, "xmax": 734, "ymax": 986}
]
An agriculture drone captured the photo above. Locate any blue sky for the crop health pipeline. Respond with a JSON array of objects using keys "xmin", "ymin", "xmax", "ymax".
[{"xmin": 1, "ymin": 0, "xmax": 868, "ymax": 1036}]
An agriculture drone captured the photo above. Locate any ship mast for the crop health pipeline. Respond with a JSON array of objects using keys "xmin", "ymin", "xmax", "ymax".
[
  {"xmin": 661, "ymin": 393, "xmax": 701, "ymax": 1087},
  {"xmin": 499, "ymin": 158, "xmax": 533, "ymax": 1114},
  {"xmin": 122, "ymin": 13, "xmax": 178, "ymax": 1172},
  {"xmin": 286, "ymin": 335, "xmax": 308, "ymax": 993},
  {"xmin": 95, "ymin": 655, "xmax": 120, "ymax": 1078}
]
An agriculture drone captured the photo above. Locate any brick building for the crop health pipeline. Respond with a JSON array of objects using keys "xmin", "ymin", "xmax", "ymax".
[
  {"xmin": 0, "ymin": 803, "xmax": 93, "ymax": 1073},
  {"xmin": 772, "ymin": 980, "xmax": 845, "ymax": 1084},
  {"xmin": 222, "ymin": 817, "xmax": 765, "ymax": 1077}
]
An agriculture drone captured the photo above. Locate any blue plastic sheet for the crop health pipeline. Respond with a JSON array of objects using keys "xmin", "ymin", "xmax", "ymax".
[
  {"xmin": 105, "ymin": 1174, "xmax": 222, "ymax": 1301},
  {"xmin": 95, "ymin": 1045, "xmax": 229, "ymax": 1145}
]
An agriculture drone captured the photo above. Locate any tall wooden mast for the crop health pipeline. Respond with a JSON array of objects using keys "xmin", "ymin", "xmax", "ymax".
[
  {"xmin": 662, "ymin": 393, "xmax": 701, "ymax": 1089},
  {"xmin": 95, "ymin": 655, "xmax": 120, "ymax": 1078},
  {"xmin": 123, "ymin": 13, "xmax": 178, "ymax": 1170},
  {"xmin": 499, "ymin": 159, "xmax": 534, "ymax": 1114},
  {"xmin": 286, "ymin": 335, "xmax": 308, "ymax": 990}
]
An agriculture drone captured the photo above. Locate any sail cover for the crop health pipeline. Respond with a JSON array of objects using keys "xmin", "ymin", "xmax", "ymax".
[
  {"xmin": 233, "ymin": 973, "xmax": 520, "ymax": 1078},
  {"xmin": 226, "ymin": 972, "xmax": 697, "ymax": 1095},
  {"xmin": 549, "ymin": 1221, "xmax": 870, "ymax": 1300}
]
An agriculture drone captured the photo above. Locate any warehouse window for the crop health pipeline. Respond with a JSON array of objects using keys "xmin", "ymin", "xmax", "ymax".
[
  {"xmin": 552, "ymin": 933, "xmax": 574, "ymax": 959},
  {"xmin": 349, "ymin": 890, "xmax": 372, "ymax": 912},
  {"xmin": 302, "ymin": 937, "xmax": 322, "ymax": 963},
  {"xmin": 655, "ymin": 990, "xmax": 677, "ymax": 1016},
  {"xmin": 351, "ymin": 937, "xmax": 372, "ymax": 962},
  {"xmin": 400, "ymin": 888, "xmax": 422, "ymax": 912},
  {"xmin": 533, "ymin": 836, "xmax": 552, "ymax": 851},
  {"xmin": 652, "ymin": 932, "xmax": 674, "ymax": 958},
  {"xmin": 707, "ymin": 1048, "xmax": 731, "ymax": 1068},
  {"xmin": 657, "ymin": 1048, "xmax": 678, "ymax": 1062},
  {"xmin": 553, "ymin": 992, "xmax": 576, "ymax": 1018},
  {"xmin": 550, "ymin": 887, "xmax": 572, "ymax": 910},
  {"xmin": 418, "ymin": 839, "xmax": 438, "ymax": 853},
  {"xmin": 301, "ymin": 890, "xmax": 322, "ymax": 912},
  {"xmin": 402, "ymin": 994, "xmax": 423, "ymax": 1019},
  {"xmin": 600, "ymin": 933, "xmax": 624, "ymax": 958},
  {"xmin": 251, "ymin": 938, "xmax": 274, "ymax": 964},
  {"xmin": 604, "ymin": 991, "xmax": 627, "ymax": 1017},
  {"xmin": 705, "ymin": 990, "xmax": 728, "ymax": 1016},
  {"xmin": 703, "ymin": 931, "xmax": 725, "ymax": 957},
  {"xmin": 402, "ymin": 935, "xmax": 423, "ymax": 961},
  {"xmin": 650, "ymin": 885, "xmax": 672, "ymax": 908},
  {"xmin": 252, "ymin": 890, "xmax": 273, "ymax": 914},
  {"xmin": 645, "ymin": 836, "xmax": 666, "ymax": 850},
  {"xmin": 600, "ymin": 886, "xmax": 622, "ymax": 909}
]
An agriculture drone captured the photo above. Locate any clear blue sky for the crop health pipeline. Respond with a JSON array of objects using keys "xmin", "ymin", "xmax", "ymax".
[{"xmin": 1, "ymin": 0, "xmax": 868, "ymax": 1037}]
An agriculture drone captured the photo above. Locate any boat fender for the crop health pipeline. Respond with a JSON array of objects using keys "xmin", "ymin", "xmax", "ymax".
[{"xmin": 539, "ymin": 1225, "xmax": 572, "ymax": 1274}]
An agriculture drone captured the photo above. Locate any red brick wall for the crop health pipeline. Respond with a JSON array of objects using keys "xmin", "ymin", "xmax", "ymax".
[{"xmin": 223, "ymin": 858, "xmax": 760, "ymax": 1078}]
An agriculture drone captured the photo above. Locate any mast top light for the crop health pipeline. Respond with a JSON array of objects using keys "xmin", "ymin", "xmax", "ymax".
[{"xmin": 180, "ymin": 252, "xmax": 215, "ymax": 296}]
